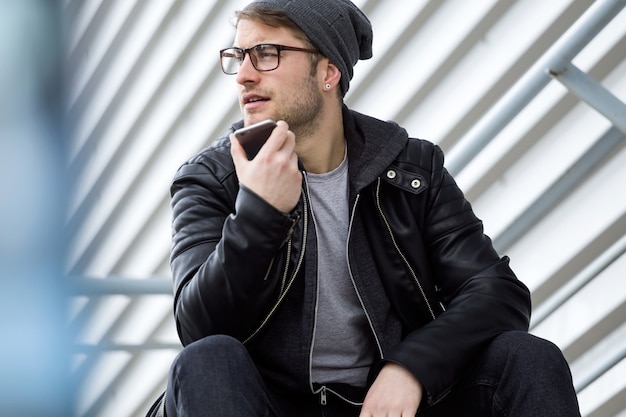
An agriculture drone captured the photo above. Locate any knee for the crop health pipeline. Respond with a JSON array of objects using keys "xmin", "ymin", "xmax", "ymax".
[
  {"xmin": 496, "ymin": 331, "xmax": 563, "ymax": 359},
  {"xmin": 172, "ymin": 334, "xmax": 247, "ymax": 371},
  {"xmin": 491, "ymin": 331, "xmax": 571, "ymax": 376}
]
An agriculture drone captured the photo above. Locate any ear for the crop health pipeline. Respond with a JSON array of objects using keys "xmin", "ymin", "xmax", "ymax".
[{"xmin": 321, "ymin": 61, "xmax": 342, "ymax": 92}]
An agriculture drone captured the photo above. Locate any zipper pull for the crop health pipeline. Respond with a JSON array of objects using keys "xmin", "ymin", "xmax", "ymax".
[{"xmin": 320, "ymin": 386, "xmax": 327, "ymax": 405}]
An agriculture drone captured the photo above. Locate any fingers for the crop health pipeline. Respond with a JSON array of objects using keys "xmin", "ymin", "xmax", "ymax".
[
  {"xmin": 230, "ymin": 120, "xmax": 301, "ymax": 213},
  {"xmin": 230, "ymin": 120, "xmax": 294, "ymax": 162},
  {"xmin": 359, "ymin": 363, "xmax": 422, "ymax": 417},
  {"xmin": 230, "ymin": 132, "xmax": 247, "ymax": 165},
  {"xmin": 258, "ymin": 120, "xmax": 294, "ymax": 157}
]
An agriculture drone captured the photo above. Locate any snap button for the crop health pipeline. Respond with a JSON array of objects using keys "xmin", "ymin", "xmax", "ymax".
[
  {"xmin": 386, "ymin": 170, "xmax": 397, "ymax": 179},
  {"xmin": 411, "ymin": 179, "xmax": 421, "ymax": 189}
]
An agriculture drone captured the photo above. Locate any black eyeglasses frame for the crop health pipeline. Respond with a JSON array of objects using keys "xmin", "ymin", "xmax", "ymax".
[{"xmin": 219, "ymin": 43, "xmax": 321, "ymax": 75}]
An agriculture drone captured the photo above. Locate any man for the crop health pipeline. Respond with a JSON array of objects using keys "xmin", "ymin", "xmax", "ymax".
[{"xmin": 163, "ymin": 0, "xmax": 581, "ymax": 415}]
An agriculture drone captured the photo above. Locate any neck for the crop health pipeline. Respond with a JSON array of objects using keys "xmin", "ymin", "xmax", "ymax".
[{"xmin": 295, "ymin": 103, "xmax": 345, "ymax": 174}]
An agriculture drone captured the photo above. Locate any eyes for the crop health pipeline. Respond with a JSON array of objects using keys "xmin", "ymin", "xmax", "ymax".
[
  {"xmin": 253, "ymin": 45, "xmax": 279, "ymax": 61},
  {"xmin": 219, "ymin": 44, "xmax": 320, "ymax": 75},
  {"xmin": 226, "ymin": 45, "xmax": 280, "ymax": 63}
]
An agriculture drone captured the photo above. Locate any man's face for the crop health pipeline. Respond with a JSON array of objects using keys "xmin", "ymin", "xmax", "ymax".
[{"xmin": 233, "ymin": 19, "xmax": 323, "ymax": 136}]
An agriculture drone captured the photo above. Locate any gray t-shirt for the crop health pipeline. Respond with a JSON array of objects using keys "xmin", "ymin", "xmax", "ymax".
[{"xmin": 307, "ymin": 155, "xmax": 376, "ymax": 387}]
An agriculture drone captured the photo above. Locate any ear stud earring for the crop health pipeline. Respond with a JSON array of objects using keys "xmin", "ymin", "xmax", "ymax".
[{"xmin": 325, "ymin": 83, "xmax": 332, "ymax": 90}]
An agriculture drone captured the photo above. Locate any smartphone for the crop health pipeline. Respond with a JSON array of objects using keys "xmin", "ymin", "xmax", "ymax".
[{"xmin": 234, "ymin": 119, "xmax": 277, "ymax": 160}]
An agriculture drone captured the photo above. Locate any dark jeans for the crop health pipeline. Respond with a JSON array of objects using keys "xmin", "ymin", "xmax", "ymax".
[{"xmin": 165, "ymin": 331, "xmax": 581, "ymax": 417}]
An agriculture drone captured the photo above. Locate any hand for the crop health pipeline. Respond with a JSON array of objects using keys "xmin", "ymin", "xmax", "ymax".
[
  {"xmin": 231, "ymin": 120, "xmax": 302, "ymax": 213},
  {"xmin": 360, "ymin": 362, "xmax": 423, "ymax": 417}
]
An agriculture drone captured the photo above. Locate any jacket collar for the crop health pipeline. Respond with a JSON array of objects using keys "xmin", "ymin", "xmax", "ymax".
[
  {"xmin": 229, "ymin": 106, "xmax": 410, "ymax": 192},
  {"xmin": 342, "ymin": 105, "xmax": 409, "ymax": 193}
]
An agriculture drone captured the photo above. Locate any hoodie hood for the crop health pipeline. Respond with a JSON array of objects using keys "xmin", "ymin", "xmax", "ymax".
[{"xmin": 342, "ymin": 106, "xmax": 409, "ymax": 193}]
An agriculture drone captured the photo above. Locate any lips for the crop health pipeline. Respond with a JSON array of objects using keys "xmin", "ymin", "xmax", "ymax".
[{"xmin": 242, "ymin": 93, "xmax": 269, "ymax": 106}]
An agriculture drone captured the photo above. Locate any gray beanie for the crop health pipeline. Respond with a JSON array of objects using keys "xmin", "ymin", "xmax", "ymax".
[{"xmin": 244, "ymin": 0, "xmax": 373, "ymax": 95}]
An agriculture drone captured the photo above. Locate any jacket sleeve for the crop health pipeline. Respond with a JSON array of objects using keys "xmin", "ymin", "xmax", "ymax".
[
  {"xmin": 384, "ymin": 142, "xmax": 531, "ymax": 405},
  {"xmin": 169, "ymin": 154, "xmax": 297, "ymax": 346}
]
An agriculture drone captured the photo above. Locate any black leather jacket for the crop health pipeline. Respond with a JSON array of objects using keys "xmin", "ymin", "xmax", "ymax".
[{"xmin": 170, "ymin": 107, "xmax": 531, "ymax": 405}]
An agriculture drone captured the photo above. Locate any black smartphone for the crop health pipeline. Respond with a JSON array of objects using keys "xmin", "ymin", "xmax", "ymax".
[{"xmin": 234, "ymin": 119, "xmax": 277, "ymax": 160}]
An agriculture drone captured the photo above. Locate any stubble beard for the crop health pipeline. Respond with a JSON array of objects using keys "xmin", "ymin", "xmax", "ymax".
[{"xmin": 274, "ymin": 74, "xmax": 324, "ymax": 142}]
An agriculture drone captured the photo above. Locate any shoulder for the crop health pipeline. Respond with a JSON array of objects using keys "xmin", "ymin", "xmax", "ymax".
[
  {"xmin": 397, "ymin": 138, "xmax": 443, "ymax": 171},
  {"xmin": 173, "ymin": 122, "xmax": 242, "ymax": 185},
  {"xmin": 346, "ymin": 106, "xmax": 443, "ymax": 169},
  {"xmin": 382, "ymin": 137, "xmax": 448, "ymax": 197}
]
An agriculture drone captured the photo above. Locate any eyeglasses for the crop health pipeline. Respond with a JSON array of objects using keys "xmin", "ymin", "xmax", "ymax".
[{"xmin": 220, "ymin": 43, "xmax": 320, "ymax": 75}]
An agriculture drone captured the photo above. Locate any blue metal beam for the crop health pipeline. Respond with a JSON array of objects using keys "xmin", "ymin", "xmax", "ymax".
[
  {"xmin": 446, "ymin": 0, "xmax": 626, "ymax": 175},
  {"xmin": 549, "ymin": 61, "xmax": 626, "ymax": 134},
  {"xmin": 71, "ymin": 277, "xmax": 173, "ymax": 295}
]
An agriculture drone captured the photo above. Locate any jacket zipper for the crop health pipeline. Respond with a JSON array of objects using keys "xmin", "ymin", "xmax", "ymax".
[
  {"xmin": 307, "ymin": 192, "xmax": 383, "ymax": 408},
  {"xmin": 346, "ymin": 193, "xmax": 384, "ymax": 356},
  {"xmin": 243, "ymin": 185, "xmax": 309, "ymax": 345},
  {"xmin": 278, "ymin": 240, "xmax": 291, "ymax": 294},
  {"xmin": 315, "ymin": 385, "xmax": 363, "ymax": 407},
  {"xmin": 264, "ymin": 214, "xmax": 296, "ymax": 287},
  {"xmin": 305, "ymin": 175, "xmax": 368, "ymax": 407},
  {"xmin": 374, "ymin": 177, "xmax": 436, "ymax": 320},
  {"xmin": 305, "ymin": 173, "xmax": 321, "ymax": 397}
]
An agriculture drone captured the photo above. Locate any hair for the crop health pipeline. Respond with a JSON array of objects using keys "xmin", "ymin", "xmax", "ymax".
[{"xmin": 233, "ymin": 6, "xmax": 323, "ymax": 76}]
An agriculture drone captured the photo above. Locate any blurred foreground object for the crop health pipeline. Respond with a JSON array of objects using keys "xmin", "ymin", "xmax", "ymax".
[{"xmin": 0, "ymin": 1, "xmax": 73, "ymax": 415}]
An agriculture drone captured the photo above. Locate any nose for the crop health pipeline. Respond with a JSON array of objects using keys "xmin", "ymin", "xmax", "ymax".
[{"xmin": 236, "ymin": 52, "xmax": 259, "ymax": 84}]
